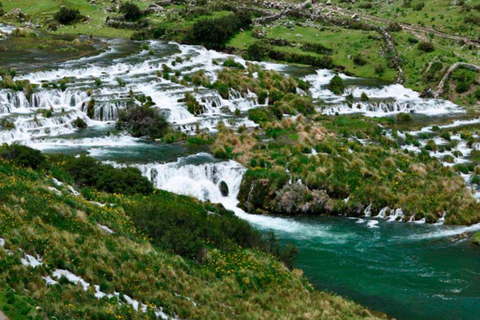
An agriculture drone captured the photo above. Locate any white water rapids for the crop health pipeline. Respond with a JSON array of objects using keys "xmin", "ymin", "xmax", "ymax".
[
  {"xmin": 0, "ymin": 39, "xmax": 465, "ymax": 147},
  {"xmin": 1, "ymin": 37, "xmax": 478, "ymax": 241},
  {"xmin": 109, "ymin": 152, "xmax": 480, "ymax": 242}
]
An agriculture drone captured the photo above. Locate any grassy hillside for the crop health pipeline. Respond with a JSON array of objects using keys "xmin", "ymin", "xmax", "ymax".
[{"xmin": 0, "ymin": 147, "xmax": 383, "ymax": 319}]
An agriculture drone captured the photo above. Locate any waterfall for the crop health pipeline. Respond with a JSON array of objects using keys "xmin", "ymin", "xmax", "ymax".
[
  {"xmin": 108, "ymin": 154, "xmax": 356, "ymax": 241},
  {"xmin": 306, "ymin": 70, "xmax": 464, "ymax": 116},
  {"xmin": 135, "ymin": 154, "xmax": 245, "ymax": 204}
]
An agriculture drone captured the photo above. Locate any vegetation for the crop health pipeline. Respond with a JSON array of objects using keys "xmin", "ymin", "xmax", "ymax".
[
  {"xmin": 329, "ymin": 74, "xmax": 345, "ymax": 95},
  {"xmin": 418, "ymin": 41, "xmax": 435, "ymax": 53},
  {"xmin": 213, "ymin": 113, "xmax": 480, "ymax": 224},
  {"xmin": 1, "ymin": 0, "xmax": 480, "ymax": 106},
  {"xmin": 186, "ymin": 12, "xmax": 252, "ymax": 49},
  {"xmin": 116, "ymin": 104, "xmax": 169, "ymax": 140},
  {"xmin": 119, "ymin": 2, "xmax": 144, "ymax": 22},
  {"xmin": 0, "ymin": 147, "xmax": 382, "ymax": 319},
  {"xmin": 54, "ymin": 7, "xmax": 84, "ymax": 25}
]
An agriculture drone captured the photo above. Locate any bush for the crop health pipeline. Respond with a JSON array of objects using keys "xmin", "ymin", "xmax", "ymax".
[
  {"xmin": 407, "ymin": 36, "xmax": 419, "ymax": 44},
  {"xmin": 301, "ymin": 42, "xmax": 333, "ymax": 55},
  {"xmin": 11, "ymin": 28, "xmax": 37, "ymax": 37},
  {"xmin": 465, "ymin": 15, "xmax": 480, "ymax": 24},
  {"xmin": 0, "ymin": 144, "xmax": 48, "ymax": 169},
  {"xmin": 418, "ymin": 41, "xmax": 435, "ymax": 52},
  {"xmin": 116, "ymin": 104, "xmax": 169, "ymax": 140},
  {"xmin": 184, "ymin": 92, "xmax": 204, "ymax": 115},
  {"xmin": 223, "ymin": 58, "xmax": 245, "ymax": 69},
  {"xmin": 0, "ymin": 118, "xmax": 15, "ymax": 130},
  {"xmin": 413, "ymin": 2, "xmax": 425, "ymax": 11},
  {"xmin": 119, "ymin": 2, "xmax": 144, "ymax": 22},
  {"xmin": 54, "ymin": 7, "xmax": 84, "ymax": 25},
  {"xmin": 187, "ymin": 12, "xmax": 251, "ymax": 49},
  {"xmin": 73, "ymin": 117, "xmax": 87, "ymax": 128},
  {"xmin": 246, "ymin": 41, "xmax": 271, "ymax": 61},
  {"xmin": 360, "ymin": 92, "xmax": 369, "ymax": 101},
  {"xmin": 126, "ymin": 191, "xmax": 264, "ymax": 259},
  {"xmin": 328, "ymin": 75, "xmax": 345, "ymax": 95},
  {"xmin": 54, "ymin": 153, "xmax": 154, "ymax": 195},
  {"xmin": 353, "ymin": 54, "xmax": 367, "ymax": 66},
  {"xmin": 397, "ymin": 112, "xmax": 413, "ymax": 122},
  {"xmin": 456, "ymin": 81, "xmax": 470, "ymax": 94}
]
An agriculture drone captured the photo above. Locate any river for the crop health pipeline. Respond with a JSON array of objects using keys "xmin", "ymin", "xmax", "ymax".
[{"xmin": 1, "ymin": 32, "xmax": 480, "ymax": 320}]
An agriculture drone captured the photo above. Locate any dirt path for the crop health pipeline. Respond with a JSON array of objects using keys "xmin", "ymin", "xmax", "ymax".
[{"xmin": 0, "ymin": 311, "xmax": 8, "ymax": 320}]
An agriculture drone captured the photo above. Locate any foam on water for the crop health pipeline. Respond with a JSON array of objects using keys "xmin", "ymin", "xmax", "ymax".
[
  {"xmin": 110, "ymin": 154, "xmax": 356, "ymax": 243},
  {"xmin": 0, "ymin": 41, "xmax": 267, "ymax": 143},
  {"xmin": 0, "ymin": 24, "xmax": 15, "ymax": 39},
  {"xmin": 306, "ymin": 71, "xmax": 463, "ymax": 116},
  {"xmin": 407, "ymin": 223, "xmax": 480, "ymax": 240}
]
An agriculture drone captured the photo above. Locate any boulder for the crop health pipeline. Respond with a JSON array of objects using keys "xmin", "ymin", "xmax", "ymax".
[
  {"xmin": 219, "ymin": 181, "xmax": 229, "ymax": 197},
  {"xmin": 420, "ymin": 88, "xmax": 435, "ymax": 98},
  {"xmin": 147, "ymin": 3, "xmax": 165, "ymax": 13}
]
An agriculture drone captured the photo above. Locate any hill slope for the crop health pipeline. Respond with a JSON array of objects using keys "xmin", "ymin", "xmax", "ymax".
[{"xmin": 0, "ymin": 152, "xmax": 383, "ymax": 319}]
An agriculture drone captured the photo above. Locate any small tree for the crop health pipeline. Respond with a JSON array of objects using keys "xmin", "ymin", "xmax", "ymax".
[
  {"xmin": 119, "ymin": 2, "xmax": 143, "ymax": 22},
  {"xmin": 116, "ymin": 104, "xmax": 169, "ymax": 140},
  {"xmin": 54, "ymin": 7, "xmax": 84, "ymax": 25},
  {"xmin": 328, "ymin": 74, "xmax": 345, "ymax": 95},
  {"xmin": 246, "ymin": 41, "xmax": 271, "ymax": 61}
]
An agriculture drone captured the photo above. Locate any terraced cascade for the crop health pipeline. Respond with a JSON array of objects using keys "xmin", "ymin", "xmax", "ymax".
[{"xmin": 3, "ymin": 34, "xmax": 480, "ymax": 320}]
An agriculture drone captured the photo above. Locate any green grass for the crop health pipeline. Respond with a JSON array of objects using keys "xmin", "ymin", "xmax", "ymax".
[
  {"xmin": 0, "ymin": 153, "xmax": 384, "ymax": 319},
  {"xmin": 1, "ymin": 0, "xmax": 135, "ymax": 37},
  {"xmin": 229, "ymin": 23, "xmax": 397, "ymax": 81},
  {"xmin": 332, "ymin": 0, "xmax": 480, "ymax": 38}
]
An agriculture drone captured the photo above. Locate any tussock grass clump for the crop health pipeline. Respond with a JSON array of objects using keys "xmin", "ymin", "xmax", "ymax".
[{"xmin": 214, "ymin": 113, "xmax": 480, "ymax": 225}]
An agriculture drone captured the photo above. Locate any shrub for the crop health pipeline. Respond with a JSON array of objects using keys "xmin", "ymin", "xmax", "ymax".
[
  {"xmin": 328, "ymin": 75, "xmax": 345, "ymax": 95},
  {"xmin": 456, "ymin": 81, "xmax": 470, "ymax": 94},
  {"xmin": 11, "ymin": 28, "xmax": 37, "ymax": 37},
  {"xmin": 418, "ymin": 41, "xmax": 435, "ymax": 52},
  {"xmin": 184, "ymin": 92, "xmax": 204, "ymax": 115},
  {"xmin": 0, "ymin": 144, "xmax": 48, "ymax": 169},
  {"xmin": 465, "ymin": 15, "xmax": 480, "ymax": 24},
  {"xmin": 407, "ymin": 36, "xmax": 419, "ymax": 44},
  {"xmin": 187, "ymin": 13, "xmax": 251, "ymax": 49},
  {"xmin": 0, "ymin": 118, "xmax": 15, "ymax": 130},
  {"xmin": 119, "ymin": 2, "xmax": 144, "ymax": 22},
  {"xmin": 413, "ymin": 2, "xmax": 425, "ymax": 11},
  {"xmin": 223, "ymin": 58, "xmax": 245, "ymax": 69},
  {"xmin": 54, "ymin": 7, "xmax": 84, "ymax": 25},
  {"xmin": 54, "ymin": 153, "xmax": 154, "ymax": 195},
  {"xmin": 126, "ymin": 191, "xmax": 264, "ymax": 259},
  {"xmin": 353, "ymin": 54, "xmax": 367, "ymax": 66},
  {"xmin": 360, "ymin": 92, "xmax": 369, "ymax": 101},
  {"xmin": 116, "ymin": 104, "xmax": 169, "ymax": 140},
  {"xmin": 73, "ymin": 117, "xmax": 87, "ymax": 128},
  {"xmin": 397, "ymin": 112, "xmax": 413, "ymax": 122},
  {"xmin": 301, "ymin": 42, "xmax": 333, "ymax": 55},
  {"xmin": 387, "ymin": 22, "xmax": 402, "ymax": 32},
  {"xmin": 246, "ymin": 41, "xmax": 271, "ymax": 61}
]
